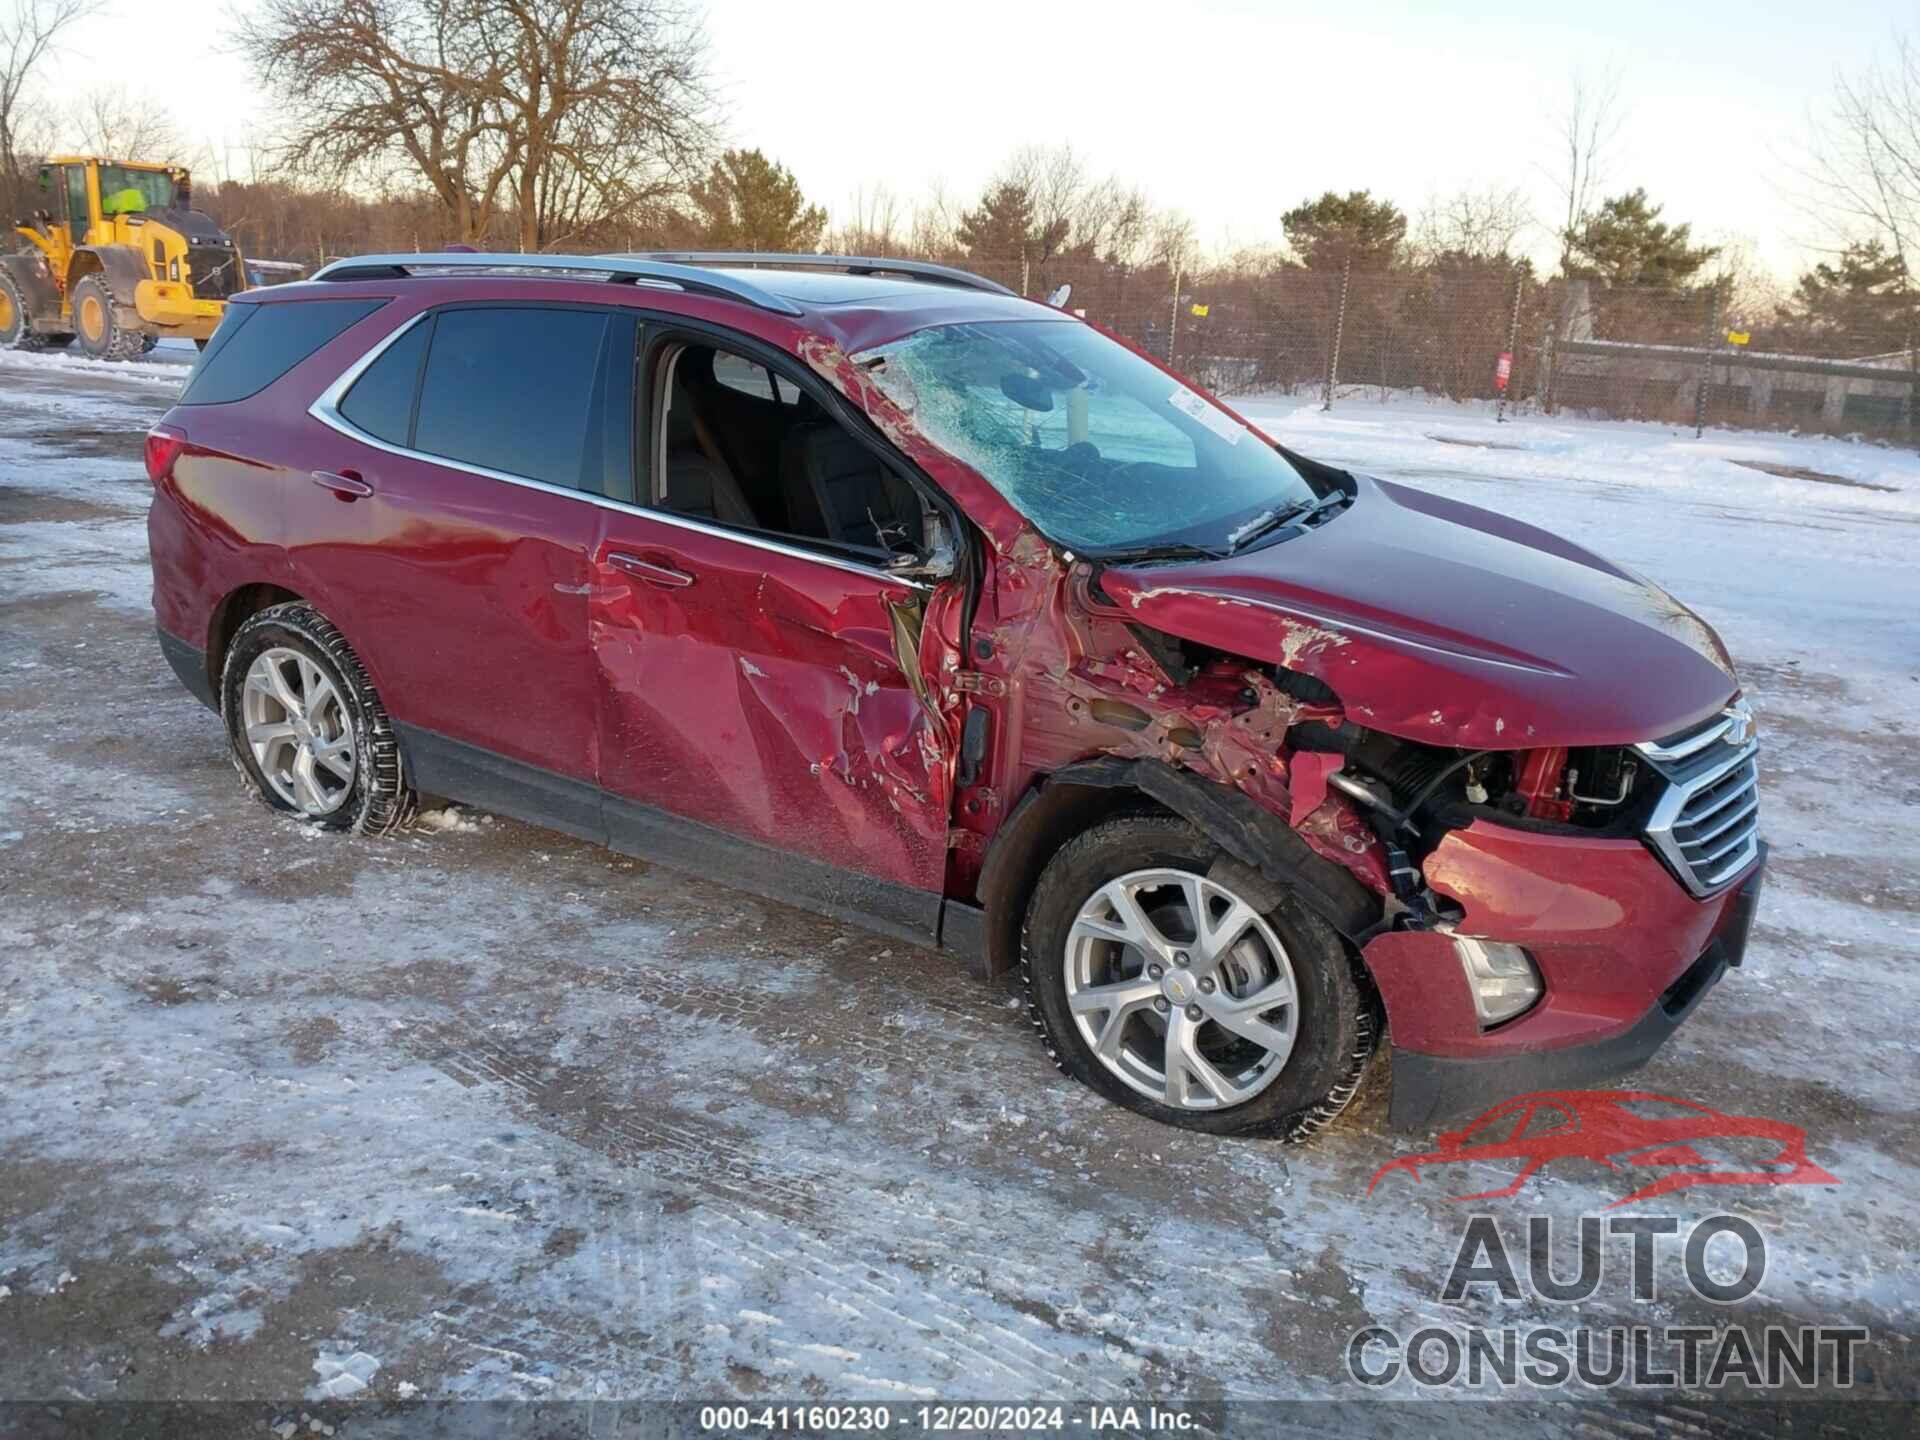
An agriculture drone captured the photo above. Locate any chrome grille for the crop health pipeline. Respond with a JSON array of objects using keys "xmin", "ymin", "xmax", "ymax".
[{"xmin": 1636, "ymin": 708, "xmax": 1761, "ymax": 897}]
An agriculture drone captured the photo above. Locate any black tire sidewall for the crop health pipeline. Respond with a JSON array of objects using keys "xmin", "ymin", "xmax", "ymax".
[
  {"xmin": 69, "ymin": 274, "xmax": 145, "ymax": 359},
  {"xmin": 1023, "ymin": 814, "xmax": 1365, "ymax": 1138},
  {"xmin": 220, "ymin": 607, "xmax": 395, "ymax": 834},
  {"xmin": 0, "ymin": 269, "xmax": 33, "ymax": 348},
  {"xmin": 71, "ymin": 275, "xmax": 112, "ymax": 357}
]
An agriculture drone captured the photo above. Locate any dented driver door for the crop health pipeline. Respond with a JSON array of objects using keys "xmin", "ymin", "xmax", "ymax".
[{"xmin": 587, "ymin": 510, "xmax": 956, "ymax": 941}]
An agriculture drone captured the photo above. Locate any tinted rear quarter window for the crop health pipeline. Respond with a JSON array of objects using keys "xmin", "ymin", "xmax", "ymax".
[
  {"xmin": 179, "ymin": 299, "xmax": 386, "ymax": 405},
  {"xmin": 338, "ymin": 318, "xmax": 430, "ymax": 445},
  {"xmin": 413, "ymin": 308, "xmax": 610, "ymax": 489}
]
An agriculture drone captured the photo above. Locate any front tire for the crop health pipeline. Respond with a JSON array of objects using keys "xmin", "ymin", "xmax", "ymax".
[
  {"xmin": 69, "ymin": 273, "xmax": 145, "ymax": 361},
  {"xmin": 220, "ymin": 603, "xmax": 414, "ymax": 835},
  {"xmin": 0, "ymin": 266, "xmax": 58, "ymax": 351},
  {"xmin": 1023, "ymin": 814, "xmax": 1376, "ymax": 1139}
]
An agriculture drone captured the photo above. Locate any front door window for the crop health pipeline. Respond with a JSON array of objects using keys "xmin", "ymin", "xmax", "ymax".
[
  {"xmin": 651, "ymin": 339, "xmax": 930, "ymax": 563},
  {"xmin": 63, "ymin": 167, "xmax": 90, "ymax": 240}
]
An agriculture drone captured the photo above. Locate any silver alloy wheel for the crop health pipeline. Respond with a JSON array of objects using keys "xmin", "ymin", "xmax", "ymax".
[
  {"xmin": 240, "ymin": 647, "xmax": 356, "ymax": 816},
  {"xmin": 1064, "ymin": 867, "xmax": 1299, "ymax": 1110}
]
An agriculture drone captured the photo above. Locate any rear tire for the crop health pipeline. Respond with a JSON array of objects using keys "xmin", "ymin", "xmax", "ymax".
[
  {"xmin": 69, "ymin": 273, "xmax": 144, "ymax": 361},
  {"xmin": 220, "ymin": 603, "xmax": 415, "ymax": 836},
  {"xmin": 1022, "ymin": 813, "xmax": 1376, "ymax": 1140}
]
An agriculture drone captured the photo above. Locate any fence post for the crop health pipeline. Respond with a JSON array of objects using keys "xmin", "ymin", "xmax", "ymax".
[
  {"xmin": 1020, "ymin": 248, "xmax": 1030, "ymax": 298},
  {"xmin": 1540, "ymin": 319, "xmax": 1557, "ymax": 414},
  {"xmin": 1905, "ymin": 316, "xmax": 1917, "ymax": 448},
  {"xmin": 1167, "ymin": 258, "xmax": 1182, "ymax": 367},
  {"xmin": 1323, "ymin": 256, "xmax": 1351, "ymax": 411},
  {"xmin": 1695, "ymin": 284, "xmax": 1722, "ymax": 439},
  {"xmin": 1495, "ymin": 276, "xmax": 1525, "ymax": 424}
]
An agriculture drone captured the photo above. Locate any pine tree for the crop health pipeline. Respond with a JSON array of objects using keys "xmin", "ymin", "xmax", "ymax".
[
  {"xmin": 954, "ymin": 180, "xmax": 1069, "ymax": 263},
  {"xmin": 1563, "ymin": 189, "xmax": 1718, "ymax": 290},
  {"xmin": 687, "ymin": 149, "xmax": 827, "ymax": 252},
  {"xmin": 1279, "ymin": 190, "xmax": 1407, "ymax": 270},
  {"xmin": 1775, "ymin": 240, "xmax": 1910, "ymax": 357}
]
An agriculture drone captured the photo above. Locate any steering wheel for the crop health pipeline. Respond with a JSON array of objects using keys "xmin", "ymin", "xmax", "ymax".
[{"xmin": 1058, "ymin": 440, "xmax": 1103, "ymax": 478}]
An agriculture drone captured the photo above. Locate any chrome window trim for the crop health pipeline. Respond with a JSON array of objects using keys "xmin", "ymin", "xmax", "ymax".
[
  {"xmin": 306, "ymin": 309, "xmax": 925, "ymax": 591},
  {"xmin": 1640, "ymin": 736, "xmax": 1761, "ymax": 898}
]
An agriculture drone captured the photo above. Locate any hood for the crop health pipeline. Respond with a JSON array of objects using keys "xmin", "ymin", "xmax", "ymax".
[
  {"xmin": 1098, "ymin": 474, "xmax": 1737, "ymax": 750},
  {"xmin": 140, "ymin": 205, "xmax": 230, "ymax": 243}
]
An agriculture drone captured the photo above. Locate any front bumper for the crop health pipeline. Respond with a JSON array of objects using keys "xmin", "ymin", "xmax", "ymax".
[
  {"xmin": 134, "ymin": 280, "xmax": 224, "ymax": 338},
  {"xmin": 1364, "ymin": 824, "xmax": 1766, "ymax": 1131}
]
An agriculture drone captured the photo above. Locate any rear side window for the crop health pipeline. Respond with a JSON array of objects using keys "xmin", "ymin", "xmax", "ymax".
[
  {"xmin": 338, "ymin": 318, "xmax": 430, "ymax": 445},
  {"xmin": 179, "ymin": 299, "xmax": 386, "ymax": 406},
  {"xmin": 413, "ymin": 308, "xmax": 610, "ymax": 489}
]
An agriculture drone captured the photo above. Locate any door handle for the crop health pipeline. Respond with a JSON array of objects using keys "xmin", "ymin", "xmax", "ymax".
[
  {"xmin": 607, "ymin": 552, "xmax": 695, "ymax": 588},
  {"xmin": 312, "ymin": 469, "xmax": 374, "ymax": 500}
]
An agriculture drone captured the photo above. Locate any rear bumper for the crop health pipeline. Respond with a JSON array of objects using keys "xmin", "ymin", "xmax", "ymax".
[
  {"xmin": 157, "ymin": 626, "xmax": 217, "ymax": 711},
  {"xmin": 1365, "ymin": 824, "xmax": 1765, "ymax": 1131}
]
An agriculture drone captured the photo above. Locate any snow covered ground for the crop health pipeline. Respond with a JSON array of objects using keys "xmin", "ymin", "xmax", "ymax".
[{"xmin": 0, "ymin": 355, "xmax": 1915, "ymax": 1422}]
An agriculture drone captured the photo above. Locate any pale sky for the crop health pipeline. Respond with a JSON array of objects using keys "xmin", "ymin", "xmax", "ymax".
[{"xmin": 42, "ymin": 0, "xmax": 1911, "ymax": 282}]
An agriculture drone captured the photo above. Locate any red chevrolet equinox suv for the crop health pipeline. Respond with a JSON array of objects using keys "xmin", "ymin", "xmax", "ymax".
[{"xmin": 146, "ymin": 252, "xmax": 1765, "ymax": 1138}]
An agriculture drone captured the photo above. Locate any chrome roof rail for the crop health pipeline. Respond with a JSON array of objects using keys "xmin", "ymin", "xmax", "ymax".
[
  {"xmin": 612, "ymin": 251, "xmax": 1019, "ymax": 298},
  {"xmin": 308, "ymin": 252, "xmax": 806, "ymax": 316}
]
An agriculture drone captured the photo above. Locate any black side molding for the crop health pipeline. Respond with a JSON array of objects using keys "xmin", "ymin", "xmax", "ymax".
[
  {"xmin": 157, "ymin": 627, "xmax": 217, "ymax": 711},
  {"xmin": 394, "ymin": 722, "xmax": 946, "ymax": 953},
  {"xmin": 397, "ymin": 722, "xmax": 605, "ymax": 846}
]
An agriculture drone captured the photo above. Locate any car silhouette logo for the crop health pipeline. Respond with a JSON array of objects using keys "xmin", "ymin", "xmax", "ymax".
[{"xmin": 1366, "ymin": 1090, "xmax": 1838, "ymax": 1207}]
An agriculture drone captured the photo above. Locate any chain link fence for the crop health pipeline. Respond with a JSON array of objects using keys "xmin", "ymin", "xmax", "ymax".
[
  {"xmin": 209, "ymin": 203, "xmax": 1918, "ymax": 442},
  {"xmin": 922, "ymin": 253, "xmax": 1920, "ymax": 443}
]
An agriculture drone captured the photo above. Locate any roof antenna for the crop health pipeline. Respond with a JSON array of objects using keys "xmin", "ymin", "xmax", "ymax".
[{"xmin": 1045, "ymin": 282, "xmax": 1072, "ymax": 309}]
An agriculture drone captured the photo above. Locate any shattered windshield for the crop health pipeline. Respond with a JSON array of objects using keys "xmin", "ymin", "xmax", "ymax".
[{"xmin": 854, "ymin": 319, "xmax": 1321, "ymax": 556}]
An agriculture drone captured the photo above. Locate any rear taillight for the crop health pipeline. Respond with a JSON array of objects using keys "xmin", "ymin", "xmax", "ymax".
[{"xmin": 145, "ymin": 425, "xmax": 186, "ymax": 485}]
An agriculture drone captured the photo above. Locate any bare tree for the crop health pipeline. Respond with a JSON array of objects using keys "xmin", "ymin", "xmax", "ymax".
[
  {"xmin": 995, "ymin": 143, "xmax": 1161, "ymax": 266},
  {"xmin": 1, "ymin": 0, "xmax": 102, "ymax": 208},
  {"xmin": 239, "ymin": 0, "xmax": 716, "ymax": 251},
  {"xmin": 1150, "ymin": 210, "xmax": 1198, "ymax": 273},
  {"xmin": 1411, "ymin": 184, "xmax": 1533, "ymax": 260},
  {"xmin": 1699, "ymin": 231, "xmax": 1784, "ymax": 326},
  {"xmin": 830, "ymin": 183, "xmax": 903, "ymax": 254},
  {"xmin": 1542, "ymin": 65, "xmax": 1624, "ymax": 272},
  {"xmin": 906, "ymin": 181, "xmax": 960, "ymax": 259},
  {"xmin": 499, "ymin": 0, "xmax": 716, "ymax": 251},
  {"xmin": 239, "ymin": 0, "xmax": 515, "ymax": 244},
  {"xmin": 69, "ymin": 85, "xmax": 185, "ymax": 160},
  {"xmin": 1802, "ymin": 35, "xmax": 1920, "ymax": 286}
]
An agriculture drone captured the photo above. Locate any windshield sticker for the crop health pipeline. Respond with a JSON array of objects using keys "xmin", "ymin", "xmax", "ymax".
[{"xmin": 1168, "ymin": 387, "xmax": 1245, "ymax": 445}]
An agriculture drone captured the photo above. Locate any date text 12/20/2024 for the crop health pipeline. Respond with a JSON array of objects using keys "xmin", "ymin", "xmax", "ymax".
[{"xmin": 698, "ymin": 1405, "xmax": 1200, "ymax": 1433}]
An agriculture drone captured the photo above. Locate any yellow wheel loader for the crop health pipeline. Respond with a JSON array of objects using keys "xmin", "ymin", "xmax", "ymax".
[{"xmin": 0, "ymin": 157, "xmax": 246, "ymax": 361}]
